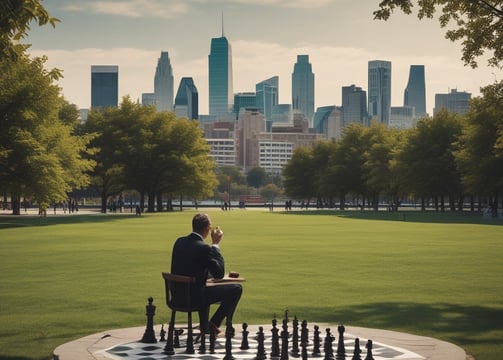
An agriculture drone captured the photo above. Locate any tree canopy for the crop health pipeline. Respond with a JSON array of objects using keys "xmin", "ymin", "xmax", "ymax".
[{"xmin": 374, "ymin": 0, "xmax": 503, "ymax": 67}]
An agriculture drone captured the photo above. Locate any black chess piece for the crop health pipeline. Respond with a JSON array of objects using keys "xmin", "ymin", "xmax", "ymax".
[
  {"xmin": 284, "ymin": 309, "xmax": 290, "ymax": 323},
  {"xmin": 271, "ymin": 318, "xmax": 281, "ymax": 358},
  {"xmin": 323, "ymin": 328, "xmax": 335, "ymax": 360},
  {"xmin": 365, "ymin": 340, "xmax": 374, "ymax": 360},
  {"xmin": 352, "ymin": 338, "xmax": 362, "ymax": 360},
  {"xmin": 223, "ymin": 323, "xmax": 235, "ymax": 360},
  {"xmin": 301, "ymin": 341, "xmax": 308, "ymax": 360},
  {"xmin": 198, "ymin": 332, "xmax": 206, "ymax": 354},
  {"xmin": 241, "ymin": 322, "xmax": 250, "ymax": 350},
  {"xmin": 209, "ymin": 326, "xmax": 217, "ymax": 354},
  {"xmin": 280, "ymin": 318, "xmax": 289, "ymax": 360},
  {"xmin": 336, "ymin": 325, "xmax": 345, "ymax": 359},
  {"xmin": 312, "ymin": 325, "xmax": 321, "ymax": 356},
  {"xmin": 174, "ymin": 329, "xmax": 182, "ymax": 348},
  {"xmin": 140, "ymin": 297, "xmax": 157, "ymax": 343},
  {"xmin": 255, "ymin": 326, "xmax": 267, "ymax": 360},
  {"xmin": 300, "ymin": 320, "xmax": 309, "ymax": 346},
  {"xmin": 159, "ymin": 324, "xmax": 166, "ymax": 342},
  {"xmin": 291, "ymin": 315, "xmax": 300, "ymax": 357}
]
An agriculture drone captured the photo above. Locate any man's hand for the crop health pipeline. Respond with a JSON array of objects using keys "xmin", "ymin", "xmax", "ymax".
[{"xmin": 211, "ymin": 227, "xmax": 224, "ymax": 245}]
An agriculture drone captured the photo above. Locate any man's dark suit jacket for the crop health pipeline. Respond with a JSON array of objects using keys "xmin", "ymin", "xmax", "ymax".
[{"xmin": 170, "ymin": 232, "xmax": 225, "ymax": 309}]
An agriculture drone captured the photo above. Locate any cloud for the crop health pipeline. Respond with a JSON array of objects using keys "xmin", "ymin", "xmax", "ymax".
[{"xmin": 61, "ymin": 0, "xmax": 189, "ymax": 19}]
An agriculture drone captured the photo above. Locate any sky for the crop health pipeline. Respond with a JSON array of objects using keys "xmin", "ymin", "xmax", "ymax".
[{"xmin": 27, "ymin": 0, "xmax": 502, "ymax": 116}]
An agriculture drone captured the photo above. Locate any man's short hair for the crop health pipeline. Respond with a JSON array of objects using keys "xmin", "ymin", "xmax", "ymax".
[{"xmin": 192, "ymin": 213, "xmax": 211, "ymax": 233}]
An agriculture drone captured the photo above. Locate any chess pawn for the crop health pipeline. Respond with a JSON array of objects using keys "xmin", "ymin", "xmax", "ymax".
[
  {"xmin": 365, "ymin": 340, "xmax": 374, "ymax": 360},
  {"xmin": 159, "ymin": 324, "xmax": 166, "ymax": 342},
  {"xmin": 255, "ymin": 326, "xmax": 267, "ymax": 360},
  {"xmin": 352, "ymin": 338, "xmax": 362, "ymax": 360},
  {"xmin": 241, "ymin": 322, "xmax": 250, "ymax": 350},
  {"xmin": 271, "ymin": 318, "xmax": 280, "ymax": 358},
  {"xmin": 312, "ymin": 325, "xmax": 321, "ymax": 356}
]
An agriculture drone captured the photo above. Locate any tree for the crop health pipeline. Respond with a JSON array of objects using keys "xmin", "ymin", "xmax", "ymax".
[
  {"xmin": 282, "ymin": 146, "xmax": 317, "ymax": 200},
  {"xmin": 455, "ymin": 80, "xmax": 503, "ymax": 213},
  {"xmin": 1, "ymin": 0, "xmax": 59, "ymax": 60},
  {"xmin": 394, "ymin": 109, "xmax": 464, "ymax": 211},
  {"xmin": 0, "ymin": 54, "xmax": 94, "ymax": 214},
  {"xmin": 246, "ymin": 166, "xmax": 267, "ymax": 188},
  {"xmin": 374, "ymin": 0, "xmax": 503, "ymax": 67}
]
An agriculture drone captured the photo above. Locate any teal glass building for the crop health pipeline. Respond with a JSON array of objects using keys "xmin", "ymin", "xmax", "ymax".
[
  {"xmin": 342, "ymin": 84, "xmax": 367, "ymax": 126},
  {"xmin": 154, "ymin": 51, "xmax": 174, "ymax": 112},
  {"xmin": 174, "ymin": 77, "xmax": 198, "ymax": 120},
  {"xmin": 292, "ymin": 55, "xmax": 315, "ymax": 123},
  {"xmin": 91, "ymin": 65, "xmax": 118, "ymax": 108},
  {"xmin": 256, "ymin": 76, "xmax": 279, "ymax": 126},
  {"xmin": 368, "ymin": 60, "xmax": 391, "ymax": 125},
  {"xmin": 404, "ymin": 65, "xmax": 426, "ymax": 118},
  {"xmin": 209, "ymin": 36, "xmax": 233, "ymax": 117}
]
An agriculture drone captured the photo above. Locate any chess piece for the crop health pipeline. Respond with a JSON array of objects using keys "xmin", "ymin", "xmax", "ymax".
[
  {"xmin": 323, "ymin": 328, "xmax": 334, "ymax": 360},
  {"xmin": 284, "ymin": 309, "xmax": 289, "ymax": 323},
  {"xmin": 291, "ymin": 315, "xmax": 300, "ymax": 357},
  {"xmin": 312, "ymin": 325, "xmax": 321, "ymax": 356},
  {"xmin": 241, "ymin": 322, "xmax": 250, "ymax": 350},
  {"xmin": 209, "ymin": 326, "xmax": 216, "ymax": 354},
  {"xmin": 280, "ymin": 319, "xmax": 289, "ymax": 360},
  {"xmin": 198, "ymin": 330, "xmax": 206, "ymax": 354},
  {"xmin": 336, "ymin": 325, "xmax": 345, "ymax": 359},
  {"xmin": 301, "ymin": 320, "xmax": 309, "ymax": 346},
  {"xmin": 271, "ymin": 318, "xmax": 281, "ymax": 358},
  {"xmin": 365, "ymin": 340, "xmax": 374, "ymax": 360},
  {"xmin": 140, "ymin": 297, "xmax": 157, "ymax": 343},
  {"xmin": 301, "ymin": 341, "xmax": 308, "ymax": 360},
  {"xmin": 159, "ymin": 324, "xmax": 166, "ymax": 342},
  {"xmin": 174, "ymin": 329, "xmax": 182, "ymax": 348},
  {"xmin": 223, "ymin": 323, "xmax": 235, "ymax": 360},
  {"xmin": 255, "ymin": 326, "xmax": 267, "ymax": 360},
  {"xmin": 352, "ymin": 338, "xmax": 362, "ymax": 360}
]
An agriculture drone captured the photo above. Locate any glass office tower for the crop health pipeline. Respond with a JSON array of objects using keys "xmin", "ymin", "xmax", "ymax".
[
  {"xmin": 209, "ymin": 35, "xmax": 233, "ymax": 117},
  {"xmin": 256, "ymin": 76, "xmax": 279, "ymax": 125},
  {"xmin": 154, "ymin": 51, "xmax": 174, "ymax": 112},
  {"xmin": 91, "ymin": 65, "xmax": 118, "ymax": 108},
  {"xmin": 174, "ymin": 77, "xmax": 198, "ymax": 120},
  {"xmin": 342, "ymin": 84, "xmax": 367, "ymax": 126},
  {"xmin": 368, "ymin": 60, "xmax": 391, "ymax": 125},
  {"xmin": 404, "ymin": 65, "xmax": 426, "ymax": 118},
  {"xmin": 292, "ymin": 55, "xmax": 315, "ymax": 124}
]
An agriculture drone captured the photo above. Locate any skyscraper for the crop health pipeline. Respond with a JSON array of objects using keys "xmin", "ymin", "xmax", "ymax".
[
  {"xmin": 208, "ymin": 27, "xmax": 233, "ymax": 117},
  {"xmin": 256, "ymin": 76, "xmax": 279, "ymax": 126},
  {"xmin": 154, "ymin": 51, "xmax": 174, "ymax": 112},
  {"xmin": 342, "ymin": 85, "xmax": 367, "ymax": 126},
  {"xmin": 404, "ymin": 65, "xmax": 426, "ymax": 118},
  {"xmin": 434, "ymin": 89, "xmax": 471, "ymax": 115},
  {"xmin": 233, "ymin": 92, "xmax": 257, "ymax": 119},
  {"xmin": 368, "ymin": 60, "xmax": 392, "ymax": 125},
  {"xmin": 91, "ymin": 65, "xmax": 118, "ymax": 108},
  {"xmin": 174, "ymin": 77, "xmax": 198, "ymax": 120},
  {"xmin": 292, "ymin": 55, "xmax": 315, "ymax": 124}
]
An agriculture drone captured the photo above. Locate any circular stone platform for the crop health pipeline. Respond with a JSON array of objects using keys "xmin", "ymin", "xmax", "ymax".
[{"xmin": 53, "ymin": 324, "xmax": 466, "ymax": 360}]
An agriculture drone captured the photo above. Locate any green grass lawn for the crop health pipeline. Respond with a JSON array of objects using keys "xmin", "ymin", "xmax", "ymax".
[{"xmin": 0, "ymin": 209, "xmax": 502, "ymax": 360}]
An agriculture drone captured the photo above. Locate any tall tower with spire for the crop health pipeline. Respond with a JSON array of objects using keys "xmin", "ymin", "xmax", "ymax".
[
  {"xmin": 208, "ymin": 14, "xmax": 233, "ymax": 117},
  {"xmin": 154, "ymin": 51, "xmax": 174, "ymax": 112}
]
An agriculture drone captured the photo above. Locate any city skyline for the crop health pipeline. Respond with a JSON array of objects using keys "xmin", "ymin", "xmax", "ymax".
[{"xmin": 27, "ymin": 1, "xmax": 501, "ymax": 116}]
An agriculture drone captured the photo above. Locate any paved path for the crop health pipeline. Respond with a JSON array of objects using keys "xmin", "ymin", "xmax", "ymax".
[{"xmin": 53, "ymin": 324, "xmax": 466, "ymax": 360}]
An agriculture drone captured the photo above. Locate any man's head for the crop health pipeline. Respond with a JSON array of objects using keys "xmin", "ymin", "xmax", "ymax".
[{"xmin": 192, "ymin": 213, "xmax": 212, "ymax": 237}]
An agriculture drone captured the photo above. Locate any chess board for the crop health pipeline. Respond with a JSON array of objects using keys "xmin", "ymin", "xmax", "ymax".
[{"xmin": 97, "ymin": 325, "xmax": 424, "ymax": 360}]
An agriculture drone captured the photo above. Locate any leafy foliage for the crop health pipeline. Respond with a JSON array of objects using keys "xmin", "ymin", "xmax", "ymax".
[{"xmin": 374, "ymin": 0, "xmax": 503, "ymax": 67}]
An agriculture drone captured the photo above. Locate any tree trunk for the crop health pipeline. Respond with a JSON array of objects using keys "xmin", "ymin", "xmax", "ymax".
[
  {"xmin": 100, "ymin": 192, "xmax": 107, "ymax": 213},
  {"xmin": 147, "ymin": 192, "xmax": 155, "ymax": 212},
  {"xmin": 11, "ymin": 194, "xmax": 21, "ymax": 215},
  {"xmin": 156, "ymin": 191, "xmax": 163, "ymax": 212}
]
